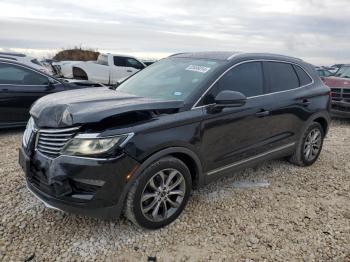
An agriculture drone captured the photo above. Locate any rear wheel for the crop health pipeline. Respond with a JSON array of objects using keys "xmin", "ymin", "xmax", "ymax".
[
  {"xmin": 289, "ymin": 122, "xmax": 324, "ymax": 166},
  {"xmin": 72, "ymin": 67, "xmax": 88, "ymax": 80},
  {"xmin": 124, "ymin": 156, "xmax": 192, "ymax": 229}
]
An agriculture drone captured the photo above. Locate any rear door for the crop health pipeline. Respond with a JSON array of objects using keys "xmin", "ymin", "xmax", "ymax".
[
  {"xmin": 261, "ymin": 61, "xmax": 313, "ymax": 147},
  {"xmin": 0, "ymin": 62, "xmax": 62, "ymax": 126}
]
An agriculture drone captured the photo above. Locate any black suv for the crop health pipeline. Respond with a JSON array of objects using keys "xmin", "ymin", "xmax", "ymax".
[{"xmin": 19, "ymin": 52, "xmax": 331, "ymax": 229}]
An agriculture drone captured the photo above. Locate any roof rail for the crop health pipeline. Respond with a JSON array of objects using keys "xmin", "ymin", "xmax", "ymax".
[
  {"xmin": 0, "ymin": 56, "xmax": 17, "ymax": 61},
  {"xmin": 169, "ymin": 52, "xmax": 187, "ymax": 57}
]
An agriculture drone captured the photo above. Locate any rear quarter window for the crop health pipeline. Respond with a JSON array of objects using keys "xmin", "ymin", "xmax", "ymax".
[{"xmin": 294, "ymin": 65, "xmax": 313, "ymax": 86}]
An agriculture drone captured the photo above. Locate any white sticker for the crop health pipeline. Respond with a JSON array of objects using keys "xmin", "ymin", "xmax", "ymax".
[{"xmin": 186, "ymin": 65, "xmax": 211, "ymax": 74}]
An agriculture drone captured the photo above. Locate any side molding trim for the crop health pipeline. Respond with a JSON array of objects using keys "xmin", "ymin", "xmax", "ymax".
[{"xmin": 207, "ymin": 142, "xmax": 296, "ymax": 176}]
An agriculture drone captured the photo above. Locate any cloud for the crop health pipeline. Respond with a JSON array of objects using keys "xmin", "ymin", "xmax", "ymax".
[{"xmin": 0, "ymin": 0, "xmax": 349, "ymax": 64}]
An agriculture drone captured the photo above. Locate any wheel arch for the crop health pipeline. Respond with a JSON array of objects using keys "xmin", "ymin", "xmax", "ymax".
[
  {"xmin": 112, "ymin": 147, "xmax": 203, "ymax": 218},
  {"xmin": 306, "ymin": 111, "xmax": 331, "ymax": 136},
  {"xmin": 133, "ymin": 147, "xmax": 204, "ymax": 189},
  {"xmin": 72, "ymin": 66, "xmax": 88, "ymax": 80}
]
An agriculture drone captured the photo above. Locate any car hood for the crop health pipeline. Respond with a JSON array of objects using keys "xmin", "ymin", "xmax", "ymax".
[
  {"xmin": 30, "ymin": 87, "xmax": 184, "ymax": 128},
  {"xmin": 323, "ymin": 76, "xmax": 350, "ymax": 88}
]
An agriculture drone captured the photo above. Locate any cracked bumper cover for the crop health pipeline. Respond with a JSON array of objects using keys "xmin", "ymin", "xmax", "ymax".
[{"xmin": 19, "ymin": 147, "xmax": 139, "ymax": 219}]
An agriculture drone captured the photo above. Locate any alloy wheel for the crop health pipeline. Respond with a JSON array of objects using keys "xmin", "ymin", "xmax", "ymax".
[
  {"xmin": 303, "ymin": 128, "xmax": 322, "ymax": 161},
  {"xmin": 140, "ymin": 168, "xmax": 186, "ymax": 222}
]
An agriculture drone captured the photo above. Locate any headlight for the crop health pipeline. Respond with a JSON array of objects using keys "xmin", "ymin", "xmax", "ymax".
[
  {"xmin": 22, "ymin": 117, "xmax": 35, "ymax": 147},
  {"xmin": 61, "ymin": 133, "xmax": 133, "ymax": 156}
]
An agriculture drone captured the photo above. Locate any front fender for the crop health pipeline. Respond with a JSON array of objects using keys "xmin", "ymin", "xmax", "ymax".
[{"xmin": 110, "ymin": 146, "xmax": 204, "ymax": 218}]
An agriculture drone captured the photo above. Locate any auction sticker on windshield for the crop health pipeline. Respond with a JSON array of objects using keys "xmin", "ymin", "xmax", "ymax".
[{"xmin": 186, "ymin": 65, "xmax": 211, "ymax": 73}]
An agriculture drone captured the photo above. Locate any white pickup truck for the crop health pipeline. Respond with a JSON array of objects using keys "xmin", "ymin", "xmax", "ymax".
[{"xmin": 66, "ymin": 54, "xmax": 146, "ymax": 85}]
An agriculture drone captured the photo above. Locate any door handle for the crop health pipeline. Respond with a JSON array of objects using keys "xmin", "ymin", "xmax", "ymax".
[
  {"xmin": 298, "ymin": 99, "xmax": 311, "ymax": 106},
  {"xmin": 127, "ymin": 70, "xmax": 132, "ymax": 72},
  {"xmin": 255, "ymin": 109, "xmax": 270, "ymax": 117}
]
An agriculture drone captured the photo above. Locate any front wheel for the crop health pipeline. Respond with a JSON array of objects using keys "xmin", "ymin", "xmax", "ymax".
[
  {"xmin": 289, "ymin": 122, "xmax": 324, "ymax": 166},
  {"xmin": 124, "ymin": 157, "xmax": 192, "ymax": 229}
]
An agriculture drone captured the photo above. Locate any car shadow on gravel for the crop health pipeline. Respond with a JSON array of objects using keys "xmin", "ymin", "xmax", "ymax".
[{"xmin": 40, "ymin": 159, "xmax": 290, "ymax": 231}]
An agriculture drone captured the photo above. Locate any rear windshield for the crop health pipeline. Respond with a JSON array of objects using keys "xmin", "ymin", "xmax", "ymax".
[
  {"xmin": 117, "ymin": 57, "xmax": 223, "ymax": 101},
  {"xmin": 96, "ymin": 54, "xmax": 109, "ymax": 66}
]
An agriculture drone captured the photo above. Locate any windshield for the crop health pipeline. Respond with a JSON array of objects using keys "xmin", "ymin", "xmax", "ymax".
[
  {"xmin": 117, "ymin": 57, "xmax": 222, "ymax": 101},
  {"xmin": 334, "ymin": 66, "xmax": 350, "ymax": 78}
]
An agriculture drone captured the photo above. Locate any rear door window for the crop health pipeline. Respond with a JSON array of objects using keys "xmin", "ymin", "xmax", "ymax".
[{"xmin": 265, "ymin": 62, "xmax": 299, "ymax": 93}]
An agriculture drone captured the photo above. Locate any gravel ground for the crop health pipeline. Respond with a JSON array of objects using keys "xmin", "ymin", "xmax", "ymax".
[{"xmin": 1, "ymin": 120, "xmax": 349, "ymax": 262}]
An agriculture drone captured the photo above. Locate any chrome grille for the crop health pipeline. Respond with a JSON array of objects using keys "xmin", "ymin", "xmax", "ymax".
[
  {"xmin": 331, "ymin": 88, "xmax": 350, "ymax": 103},
  {"xmin": 36, "ymin": 126, "xmax": 80, "ymax": 157}
]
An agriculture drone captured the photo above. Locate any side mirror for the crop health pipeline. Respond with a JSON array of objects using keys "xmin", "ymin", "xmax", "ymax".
[
  {"xmin": 46, "ymin": 78, "xmax": 56, "ymax": 90},
  {"xmin": 214, "ymin": 90, "xmax": 247, "ymax": 108},
  {"xmin": 109, "ymin": 81, "xmax": 121, "ymax": 90}
]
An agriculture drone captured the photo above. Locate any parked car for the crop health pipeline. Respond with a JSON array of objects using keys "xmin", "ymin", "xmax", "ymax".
[
  {"xmin": 19, "ymin": 52, "xmax": 330, "ymax": 229},
  {"xmin": 316, "ymin": 68, "xmax": 333, "ymax": 78},
  {"xmin": 72, "ymin": 54, "xmax": 146, "ymax": 85},
  {"xmin": 0, "ymin": 59, "xmax": 103, "ymax": 129},
  {"xmin": 323, "ymin": 64, "xmax": 350, "ymax": 118},
  {"xmin": 0, "ymin": 52, "xmax": 52, "ymax": 75}
]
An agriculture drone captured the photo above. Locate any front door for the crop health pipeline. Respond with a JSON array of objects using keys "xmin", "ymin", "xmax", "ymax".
[{"xmin": 198, "ymin": 61, "xmax": 277, "ymax": 179}]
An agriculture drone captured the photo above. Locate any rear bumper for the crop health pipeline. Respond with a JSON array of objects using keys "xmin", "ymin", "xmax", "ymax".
[
  {"xmin": 19, "ymin": 147, "xmax": 139, "ymax": 219},
  {"xmin": 331, "ymin": 100, "xmax": 350, "ymax": 118}
]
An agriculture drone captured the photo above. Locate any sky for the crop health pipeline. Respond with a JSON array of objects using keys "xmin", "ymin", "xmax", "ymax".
[{"xmin": 0, "ymin": 0, "xmax": 349, "ymax": 65}]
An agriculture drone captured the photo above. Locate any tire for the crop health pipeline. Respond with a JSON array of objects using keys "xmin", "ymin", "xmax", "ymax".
[
  {"xmin": 124, "ymin": 156, "xmax": 192, "ymax": 229},
  {"xmin": 72, "ymin": 67, "xmax": 88, "ymax": 80},
  {"xmin": 288, "ymin": 122, "xmax": 324, "ymax": 166}
]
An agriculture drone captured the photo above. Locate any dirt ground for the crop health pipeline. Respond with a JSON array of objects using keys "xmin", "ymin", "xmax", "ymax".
[{"xmin": 1, "ymin": 120, "xmax": 349, "ymax": 261}]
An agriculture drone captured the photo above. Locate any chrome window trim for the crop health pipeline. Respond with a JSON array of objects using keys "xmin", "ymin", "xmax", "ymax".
[
  {"xmin": 206, "ymin": 142, "xmax": 296, "ymax": 176},
  {"xmin": 192, "ymin": 59, "xmax": 314, "ymax": 110},
  {"xmin": 0, "ymin": 60, "xmax": 60, "ymax": 86}
]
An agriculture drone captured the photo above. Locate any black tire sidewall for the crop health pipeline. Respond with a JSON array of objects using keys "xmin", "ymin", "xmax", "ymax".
[
  {"xmin": 132, "ymin": 157, "xmax": 192, "ymax": 229},
  {"xmin": 300, "ymin": 122, "xmax": 324, "ymax": 166}
]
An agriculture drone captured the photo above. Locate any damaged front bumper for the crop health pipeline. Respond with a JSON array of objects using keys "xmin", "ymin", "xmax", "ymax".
[{"xmin": 19, "ymin": 147, "xmax": 139, "ymax": 219}]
